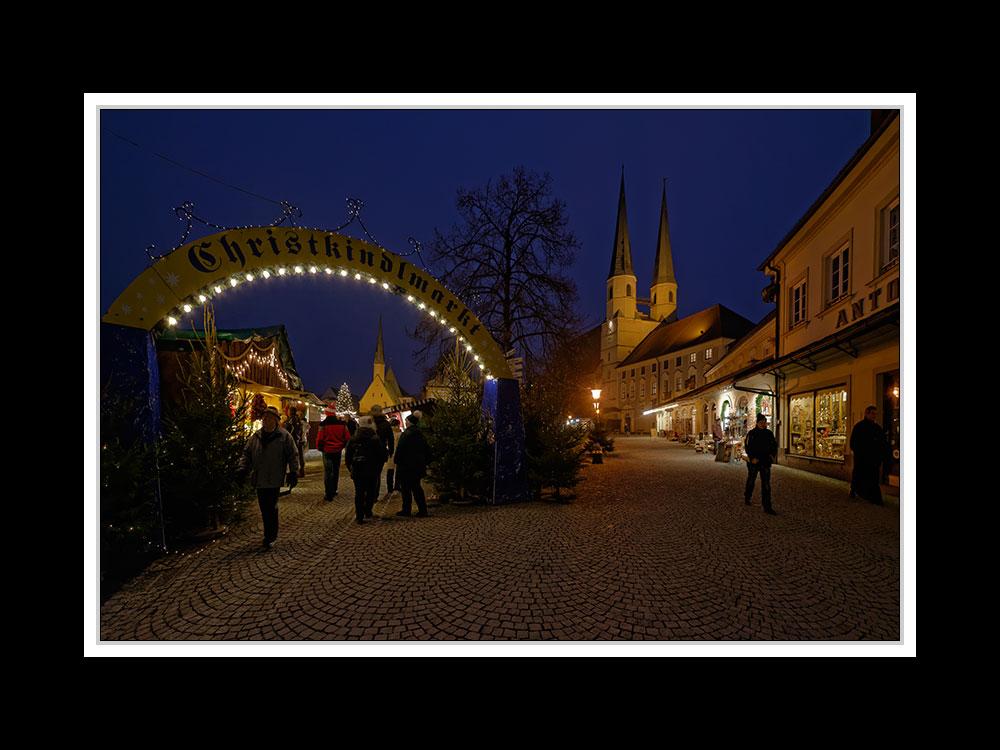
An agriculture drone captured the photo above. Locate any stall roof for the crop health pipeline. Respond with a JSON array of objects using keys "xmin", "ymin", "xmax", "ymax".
[{"xmin": 157, "ymin": 324, "xmax": 304, "ymax": 391}]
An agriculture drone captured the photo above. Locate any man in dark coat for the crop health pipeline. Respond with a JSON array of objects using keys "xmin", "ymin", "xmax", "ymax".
[
  {"xmin": 850, "ymin": 406, "xmax": 887, "ymax": 505},
  {"xmin": 238, "ymin": 406, "xmax": 299, "ymax": 549},
  {"xmin": 744, "ymin": 413, "xmax": 778, "ymax": 515},
  {"xmin": 393, "ymin": 411, "xmax": 431, "ymax": 517},
  {"xmin": 344, "ymin": 416, "xmax": 387, "ymax": 523}
]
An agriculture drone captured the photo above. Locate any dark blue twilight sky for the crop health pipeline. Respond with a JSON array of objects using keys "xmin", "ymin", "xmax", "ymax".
[{"xmin": 95, "ymin": 97, "xmax": 875, "ymax": 399}]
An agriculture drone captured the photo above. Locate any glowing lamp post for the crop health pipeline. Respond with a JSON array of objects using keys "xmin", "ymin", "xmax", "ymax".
[{"xmin": 590, "ymin": 387, "xmax": 604, "ymax": 464}]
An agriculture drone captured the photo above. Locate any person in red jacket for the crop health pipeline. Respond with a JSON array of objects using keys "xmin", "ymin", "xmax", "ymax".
[{"xmin": 317, "ymin": 407, "xmax": 351, "ymax": 501}]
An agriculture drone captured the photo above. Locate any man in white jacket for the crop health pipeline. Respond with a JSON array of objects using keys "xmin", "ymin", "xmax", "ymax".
[{"xmin": 238, "ymin": 406, "xmax": 299, "ymax": 549}]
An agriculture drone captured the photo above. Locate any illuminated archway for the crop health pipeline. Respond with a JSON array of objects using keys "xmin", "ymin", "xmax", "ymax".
[{"xmin": 103, "ymin": 227, "xmax": 512, "ymax": 381}]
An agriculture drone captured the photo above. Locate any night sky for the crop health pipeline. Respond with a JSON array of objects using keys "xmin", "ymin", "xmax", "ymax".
[{"xmin": 94, "ymin": 97, "xmax": 876, "ymax": 401}]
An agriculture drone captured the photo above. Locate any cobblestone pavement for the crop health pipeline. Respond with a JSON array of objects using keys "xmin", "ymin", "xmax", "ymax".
[{"xmin": 97, "ymin": 438, "xmax": 904, "ymax": 647}]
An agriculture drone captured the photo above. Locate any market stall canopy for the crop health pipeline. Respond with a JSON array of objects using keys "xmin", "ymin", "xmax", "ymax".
[{"xmin": 157, "ymin": 325, "xmax": 304, "ymax": 391}]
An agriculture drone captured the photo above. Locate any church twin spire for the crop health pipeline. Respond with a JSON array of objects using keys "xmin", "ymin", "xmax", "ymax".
[{"xmin": 607, "ymin": 170, "xmax": 678, "ymax": 322}]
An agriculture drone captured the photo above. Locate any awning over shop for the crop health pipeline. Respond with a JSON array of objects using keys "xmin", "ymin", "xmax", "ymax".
[{"xmin": 238, "ymin": 380, "xmax": 324, "ymax": 408}]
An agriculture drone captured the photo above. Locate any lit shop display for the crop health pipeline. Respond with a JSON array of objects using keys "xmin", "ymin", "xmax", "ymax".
[{"xmin": 789, "ymin": 385, "xmax": 848, "ymax": 460}]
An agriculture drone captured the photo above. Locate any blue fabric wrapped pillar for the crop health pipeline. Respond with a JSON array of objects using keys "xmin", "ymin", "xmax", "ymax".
[
  {"xmin": 482, "ymin": 377, "xmax": 529, "ymax": 505},
  {"xmin": 100, "ymin": 323, "xmax": 166, "ymax": 550}
]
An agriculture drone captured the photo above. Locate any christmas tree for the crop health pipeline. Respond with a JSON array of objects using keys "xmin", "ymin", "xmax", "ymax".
[{"xmin": 336, "ymin": 382, "xmax": 355, "ymax": 414}]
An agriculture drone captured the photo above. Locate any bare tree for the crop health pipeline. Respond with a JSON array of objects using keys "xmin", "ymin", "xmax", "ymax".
[{"xmin": 413, "ymin": 166, "xmax": 583, "ymax": 379}]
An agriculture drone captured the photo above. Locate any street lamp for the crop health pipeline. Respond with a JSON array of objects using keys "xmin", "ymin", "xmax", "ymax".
[{"xmin": 591, "ymin": 388, "xmax": 602, "ymax": 414}]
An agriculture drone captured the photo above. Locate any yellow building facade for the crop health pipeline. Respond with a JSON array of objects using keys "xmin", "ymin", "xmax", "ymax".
[{"xmin": 758, "ymin": 111, "xmax": 901, "ymax": 487}]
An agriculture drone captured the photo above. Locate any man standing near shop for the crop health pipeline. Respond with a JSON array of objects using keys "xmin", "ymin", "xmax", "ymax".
[
  {"xmin": 744, "ymin": 413, "xmax": 777, "ymax": 515},
  {"xmin": 238, "ymin": 406, "xmax": 299, "ymax": 550},
  {"xmin": 850, "ymin": 406, "xmax": 887, "ymax": 505},
  {"xmin": 712, "ymin": 417, "xmax": 724, "ymax": 457},
  {"xmin": 393, "ymin": 411, "xmax": 431, "ymax": 518}
]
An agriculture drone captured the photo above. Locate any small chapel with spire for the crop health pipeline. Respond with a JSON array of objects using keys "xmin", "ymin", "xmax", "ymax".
[{"xmin": 359, "ymin": 316, "xmax": 406, "ymax": 414}]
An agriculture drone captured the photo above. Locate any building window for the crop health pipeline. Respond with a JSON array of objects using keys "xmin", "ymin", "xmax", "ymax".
[
  {"xmin": 669, "ymin": 291, "xmax": 674, "ymax": 302},
  {"xmin": 676, "ymin": 374, "xmax": 682, "ymax": 391},
  {"xmin": 621, "ymin": 371, "xmax": 626, "ymax": 380},
  {"xmin": 690, "ymin": 352, "xmax": 697, "ymax": 363},
  {"xmin": 651, "ymin": 378, "xmax": 657, "ymax": 396},
  {"xmin": 790, "ymin": 279, "xmax": 807, "ymax": 328},
  {"xmin": 640, "ymin": 366, "xmax": 645, "ymax": 375},
  {"xmin": 827, "ymin": 243, "xmax": 850, "ymax": 305},
  {"xmin": 640, "ymin": 380, "xmax": 645, "ymax": 398},
  {"xmin": 626, "ymin": 284, "xmax": 632, "ymax": 297},
  {"xmin": 651, "ymin": 362, "xmax": 657, "ymax": 372},
  {"xmin": 621, "ymin": 384, "xmax": 626, "ymax": 401},
  {"xmin": 705, "ymin": 348, "xmax": 713, "ymax": 360},
  {"xmin": 608, "ymin": 286, "xmax": 613, "ymax": 300},
  {"xmin": 788, "ymin": 385, "xmax": 849, "ymax": 461},
  {"xmin": 881, "ymin": 197, "xmax": 900, "ymax": 271}
]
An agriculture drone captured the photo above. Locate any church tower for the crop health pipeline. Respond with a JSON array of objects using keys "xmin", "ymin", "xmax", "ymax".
[
  {"xmin": 600, "ymin": 170, "xmax": 661, "ymax": 428},
  {"xmin": 360, "ymin": 316, "xmax": 405, "ymax": 413},
  {"xmin": 649, "ymin": 180, "xmax": 678, "ymax": 322},
  {"xmin": 606, "ymin": 169, "xmax": 637, "ymax": 321}
]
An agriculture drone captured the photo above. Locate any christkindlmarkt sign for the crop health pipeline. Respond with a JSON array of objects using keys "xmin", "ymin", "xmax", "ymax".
[{"xmin": 104, "ymin": 227, "xmax": 512, "ymax": 380}]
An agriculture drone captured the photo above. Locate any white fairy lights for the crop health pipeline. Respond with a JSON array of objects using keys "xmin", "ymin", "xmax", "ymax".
[{"xmin": 159, "ymin": 261, "xmax": 495, "ymax": 378}]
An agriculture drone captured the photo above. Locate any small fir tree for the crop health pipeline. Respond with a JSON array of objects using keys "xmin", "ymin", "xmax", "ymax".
[
  {"xmin": 336, "ymin": 382, "xmax": 355, "ymax": 414},
  {"xmin": 426, "ymin": 349, "xmax": 491, "ymax": 502},
  {"xmin": 159, "ymin": 307, "xmax": 254, "ymax": 537},
  {"xmin": 586, "ymin": 421, "xmax": 615, "ymax": 454}
]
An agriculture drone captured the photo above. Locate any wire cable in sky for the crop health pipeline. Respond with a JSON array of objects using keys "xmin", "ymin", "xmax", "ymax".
[{"xmin": 104, "ymin": 128, "xmax": 283, "ymax": 205}]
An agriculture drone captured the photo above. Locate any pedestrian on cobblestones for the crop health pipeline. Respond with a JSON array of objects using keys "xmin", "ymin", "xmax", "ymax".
[
  {"xmin": 849, "ymin": 406, "xmax": 887, "ymax": 505},
  {"xmin": 384, "ymin": 417, "xmax": 402, "ymax": 496},
  {"xmin": 284, "ymin": 408, "xmax": 308, "ymax": 478},
  {"xmin": 238, "ymin": 406, "xmax": 299, "ymax": 549},
  {"xmin": 369, "ymin": 405, "xmax": 395, "ymax": 499},
  {"xmin": 345, "ymin": 415, "xmax": 388, "ymax": 523},
  {"xmin": 317, "ymin": 408, "xmax": 351, "ymax": 501},
  {"xmin": 744, "ymin": 413, "xmax": 777, "ymax": 515},
  {"xmin": 393, "ymin": 411, "xmax": 430, "ymax": 518}
]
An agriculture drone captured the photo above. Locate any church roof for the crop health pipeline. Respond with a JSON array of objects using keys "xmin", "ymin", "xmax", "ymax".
[
  {"xmin": 616, "ymin": 304, "xmax": 756, "ymax": 368},
  {"xmin": 651, "ymin": 181, "xmax": 676, "ymax": 285},
  {"xmin": 607, "ymin": 169, "xmax": 634, "ymax": 279}
]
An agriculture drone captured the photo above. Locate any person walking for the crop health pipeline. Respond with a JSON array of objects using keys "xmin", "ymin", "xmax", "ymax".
[
  {"xmin": 316, "ymin": 407, "xmax": 351, "ymax": 501},
  {"xmin": 744, "ymin": 413, "xmax": 778, "ymax": 515},
  {"xmin": 850, "ymin": 406, "xmax": 887, "ymax": 505},
  {"xmin": 344, "ymin": 415, "xmax": 387, "ymax": 523},
  {"xmin": 284, "ymin": 408, "xmax": 308, "ymax": 478},
  {"xmin": 369, "ymin": 405, "xmax": 395, "ymax": 498},
  {"xmin": 393, "ymin": 411, "xmax": 431, "ymax": 517},
  {"xmin": 237, "ymin": 406, "xmax": 299, "ymax": 549},
  {"xmin": 384, "ymin": 417, "xmax": 402, "ymax": 496}
]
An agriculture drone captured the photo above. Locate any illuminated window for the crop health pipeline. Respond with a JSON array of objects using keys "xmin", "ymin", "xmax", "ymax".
[
  {"xmin": 690, "ymin": 352, "xmax": 697, "ymax": 363},
  {"xmin": 789, "ymin": 386, "xmax": 849, "ymax": 461},
  {"xmin": 705, "ymin": 348, "xmax": 713, "ymax": 360},
  {"xmin": 651, "ymin": 378, "xmax": 657, "ymax": 396}
]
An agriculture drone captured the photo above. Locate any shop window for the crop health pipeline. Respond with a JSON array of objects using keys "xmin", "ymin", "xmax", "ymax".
[
  {"xmin": 881, "ymin": 197, "xmax": 900, "ymax": 271},
  {"xmin": 790, "ymin": 279, "xmax": 807, "ymax": 328},
  {"xmin": 788, "ymin": 386, "xmax": 848, "ymax": 461}
]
